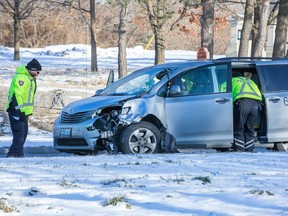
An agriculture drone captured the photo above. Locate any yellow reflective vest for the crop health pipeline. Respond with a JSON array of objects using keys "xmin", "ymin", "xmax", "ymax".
[
  {"xmin": 6, "ymin": 65, "xmax": 36, "ymax": 116},
  {"xmin": 232, "ymin": 77, "xmax": 262, "ymax": 102}
]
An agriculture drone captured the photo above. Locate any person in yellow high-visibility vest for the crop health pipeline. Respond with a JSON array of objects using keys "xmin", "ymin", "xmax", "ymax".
[
  {"xmin": 232, "ymin": 72, "xmax": 262, "ymax": 152},
  {"xmin": 6, "ymin": 58, "xmax": 42, "ymax": 158}
]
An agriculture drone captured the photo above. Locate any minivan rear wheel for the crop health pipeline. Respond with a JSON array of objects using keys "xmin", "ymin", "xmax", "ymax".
[
  {"xmin": 120, "ymin": 121, "xmax": 161, "ymax": 154},
  {"xmin": 273, "ymin": 142, "xmax": 288, "ymax": 151}
]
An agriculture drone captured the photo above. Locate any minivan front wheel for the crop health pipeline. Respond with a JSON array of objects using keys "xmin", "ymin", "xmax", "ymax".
[{"xmin": 120, "ymin": 121, "xmax": 161, "ymax": 154}]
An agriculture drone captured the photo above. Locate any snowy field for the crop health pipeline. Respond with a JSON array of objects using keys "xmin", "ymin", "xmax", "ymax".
[
  {"xmin": 0, "ymin": 45, "xmax": 287, "ymax": 216},
  {"xmin": 1, "ymin": 150, "xmax": 288, "ymax": 216}
]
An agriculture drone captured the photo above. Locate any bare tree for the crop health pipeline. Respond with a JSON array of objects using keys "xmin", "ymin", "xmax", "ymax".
[
  {"xmin": 250, "ymin": 0, "xmax": 261, "ymax": 57},
  {"xmin": 44, "ymin": 0, "xmax": 100, "ymax": 72},
  {"xmin": 90, "ymin": 0, "xmax": 98, "ymax": 72},
  {"xmin": 238, "ymin": 0, "xmax": 253, "ymax": 57},
  {"xmin": 108, "ymin": 0, "xmax": 131, "ymax": 78},
  {"xmin": 117, "ymin": 1, "xmax": 129, "ymax": 78},
  {"xmin": 48, "ymin": 0, "xmax": 97, "ymax": 71},
  {"xmin": 215, "ymin": 1, "xmax": 280, "ymax": 57},
  {"xmin": 0, "ymin": 0, "xmax": 42, "ymax": 60},
  {"xmin": 138, "ymin": 0, "xmax": 174, "ymax": 65},
  {"xmin": 251, "ymin": 0, "xmax": 270, "ymax": 57},
  {"xmin": 75, "ymin": 0, "xmax": 98, "ymax": 72},
  {"xmin": 200, "ymin": 0, "xmax": 215, "ymax": 59},
  {"xmin": 272, "ymin": 0, "xmax": 288, "ymax": 58}
]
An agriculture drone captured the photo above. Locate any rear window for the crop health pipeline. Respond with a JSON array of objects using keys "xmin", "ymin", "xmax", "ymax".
[{"xmin": 259, "ymin": 64, "xmax": 288, "ymax": 92}]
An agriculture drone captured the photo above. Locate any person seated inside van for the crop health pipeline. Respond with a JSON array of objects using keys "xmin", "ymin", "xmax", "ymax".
[{"xmin": 189, "ymin": 69, "xmax": 212, "ymax": 94}]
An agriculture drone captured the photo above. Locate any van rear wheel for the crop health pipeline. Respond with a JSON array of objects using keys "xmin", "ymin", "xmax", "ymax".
[
  {"xmin": 215, "ymin": 148, "xmax": 230, "ymax": 152},
  {"xmin": 273, "ymin": 142, "xmax": 288, "ymax": 151}
]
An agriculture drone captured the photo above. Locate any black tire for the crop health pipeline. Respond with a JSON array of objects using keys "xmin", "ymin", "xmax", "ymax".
[
  {"xmin": 214, "ymin": 148, "xmax": 230, "ymax": 152},
  {"xmin": 273, "ymin": 142, "xmax": 288, "ymax": 151},
  {"xmin": 120, "ymin": 121, "xmax": 161, "ymax": 154},
  {"xmin": 73, "ymin": 151, "xmax": 94, "ymax": 156}
]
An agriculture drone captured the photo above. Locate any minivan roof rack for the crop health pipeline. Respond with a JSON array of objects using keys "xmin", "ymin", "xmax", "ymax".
[
  {"xmin": 214, "ymin": 57, "xmax": 273, "ymax": 62},
  {"xmin": 214, "ymin": 57, "xmax": 288, "ymax": 62}
]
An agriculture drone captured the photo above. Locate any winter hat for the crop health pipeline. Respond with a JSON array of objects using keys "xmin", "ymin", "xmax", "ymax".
[{"xmin": 26, "ymin": 58, "xmax": 42, "ymax": 71}]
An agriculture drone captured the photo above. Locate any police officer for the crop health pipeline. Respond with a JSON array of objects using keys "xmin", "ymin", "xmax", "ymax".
[
  {"xmin": 6, "ymin": 58, "xmax": 42, "ymax": 158},
  {"xmin": 232, "ymin": 72, "xmax": 262, "ymax": 152}
]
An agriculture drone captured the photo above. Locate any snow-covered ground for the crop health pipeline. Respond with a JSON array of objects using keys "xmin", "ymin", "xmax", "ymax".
[{"xmin": 0, "ymin": 45, "xmax": 287, "ymax": 216}]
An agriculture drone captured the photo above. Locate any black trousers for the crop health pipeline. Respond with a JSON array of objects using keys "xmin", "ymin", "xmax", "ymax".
[
  {"xmin": 7, "ymin": 111, "xmax": 28, "ymax": 157},
  {"xmin": 233, "ymin": 98, "xmax": 259, "ymax": 152}
]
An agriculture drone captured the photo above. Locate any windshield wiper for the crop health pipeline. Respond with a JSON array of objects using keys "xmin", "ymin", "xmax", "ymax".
[{"xmin": 109, "ymin": 93, "xmax": 127, "ymax": 96}]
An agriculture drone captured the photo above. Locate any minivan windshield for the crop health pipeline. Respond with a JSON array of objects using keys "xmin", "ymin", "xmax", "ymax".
[{"xmin": 98, "ymin": 66, "xmax": 177, "ymax": 96}]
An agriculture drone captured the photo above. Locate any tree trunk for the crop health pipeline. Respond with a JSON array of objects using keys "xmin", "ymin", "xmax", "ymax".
[
  {"xmin": 251, "ymin": 0, "xmax": 270, "ymax": 57},
  {"xmin": 251, "ymin": 0, "xmax": 262, "ymax": 56},
  {"xmin": 118, "ymin": 5, "xmax": 127, "ymax": 78},
  {"xmin": 14, "ymin": 0, "xmax": 20, "ymax": 60},
  {"xmin": 90, "ymin": 0, "xmax": 98, "ymax": 72},
  {"xmin": 142, "ymin": 0, "xmax": 166, "ymax": 65},
  {"xmin": 272, "ymin": 0, "xmax": 288, "ymax": 58},
  {"xmin": 200, "ymin": 0, "xmax": 215, "ymax": 59},
  {"xmin": 238, "ymin": 0, "xmax": 254, "ymax": 57},
  {"xmin": 154, "ymin": 25, "xmax": 165, "ymax": 65},
  {"xmin": 154, "ymin": 0, "xmax": 165, "ymax": 64}
]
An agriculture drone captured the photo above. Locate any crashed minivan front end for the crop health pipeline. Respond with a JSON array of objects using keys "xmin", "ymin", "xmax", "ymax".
[
  {"xmin": 53, "ymin": 95, "xmax": 167, "ymax": 154},
  {"xmin": 53, "ymin": 63, "xmax": 176, "ymax": 155},
  {"xmin": 53, "ymin": 97, "xmax": 130, "ymax": 154}
]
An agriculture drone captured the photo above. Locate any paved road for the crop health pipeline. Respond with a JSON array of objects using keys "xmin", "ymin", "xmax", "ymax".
[{"xmin": 0, "ymin": 146, "xmax": 72, "ymax": 158}]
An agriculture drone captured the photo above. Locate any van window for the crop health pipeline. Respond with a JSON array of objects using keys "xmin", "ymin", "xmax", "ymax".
[
  {"xmin": 260, "ymin": 65, "xmax": 288, "ymax": 92},
  {"xmin": 169, "ymin": 64, "xmax": 228, "ymax": 96}
]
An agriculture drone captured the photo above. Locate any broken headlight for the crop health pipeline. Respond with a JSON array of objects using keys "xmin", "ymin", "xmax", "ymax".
[{"xmin": 91, "ymin": 109, "xmax": 101, "ymax": 119}]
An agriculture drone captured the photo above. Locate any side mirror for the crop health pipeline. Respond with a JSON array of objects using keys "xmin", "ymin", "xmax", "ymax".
[
  {"xmin": 106, "ymin": 69, "xmax": 115, "ymax": 87},
  {"xmin": 169, "ymin": 85, "xmax": 181, "ymax": 97}
]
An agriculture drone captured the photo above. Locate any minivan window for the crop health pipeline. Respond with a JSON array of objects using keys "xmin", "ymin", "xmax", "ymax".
[
  {"xmin": 169, "ymin": 64, "xmax": 228, "ymax": 96},
  {"xmin": 260, "ymin": 65, "xmax": 288, "ymax": 92}
]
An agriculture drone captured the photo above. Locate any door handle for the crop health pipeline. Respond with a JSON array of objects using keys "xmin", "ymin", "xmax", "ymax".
[
  {"xmin": 215, "ymin": 97, "xmax": 230, "ymax": 104},
  {"xmin": 268, "ymin": 97, "xmax": 281, "ymax": 103}
]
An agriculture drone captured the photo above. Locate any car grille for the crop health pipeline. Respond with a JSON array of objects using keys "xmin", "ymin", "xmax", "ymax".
[
  {"xmin": 61, "ymin": 111, "xmax": 91, "ymax": 123},
  {"xmin": 57, "ymin": 138, "xmax": 88, "ymax": 146}
]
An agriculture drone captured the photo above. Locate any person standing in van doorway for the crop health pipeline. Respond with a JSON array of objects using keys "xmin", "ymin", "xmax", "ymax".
[
  {"xmin": 6, "ymin": 58, "xmax": 42, "ymax": 158},
  {"xmin": 232, "ymin": 72, "xmax": 262, "ymax": 152}
]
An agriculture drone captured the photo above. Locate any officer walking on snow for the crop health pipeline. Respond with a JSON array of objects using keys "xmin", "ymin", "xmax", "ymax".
[
  {"xmin": 6, "ymin": 58, "xmax": 42, "ymax": 158},
  {"xmin": 232, "ymin": 72, "xmax": 262, "ymax": 152}
]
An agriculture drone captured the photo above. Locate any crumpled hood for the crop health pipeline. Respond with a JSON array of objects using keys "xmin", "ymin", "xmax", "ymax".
[{"xmin": 63, "ymin": 95, "xmax": 135, "ymax": 114}]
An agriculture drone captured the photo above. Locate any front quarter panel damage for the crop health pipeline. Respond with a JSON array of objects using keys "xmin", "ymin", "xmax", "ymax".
[
  {"xmin": 90, "ymin": 98, "xmax": 146, "ymax": 152},
  {"xmin": 91, "ymin": 98, "xmax": 176, "ymax": 153},
  {"xmin": 118, "ymin": 99, "xmax": 146, "ymax": 125}
]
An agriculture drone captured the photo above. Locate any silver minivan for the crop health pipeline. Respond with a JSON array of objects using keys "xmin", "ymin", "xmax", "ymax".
[{"xmin": 53, "ymin": 58, "xmax": 288, "ymax": 154}]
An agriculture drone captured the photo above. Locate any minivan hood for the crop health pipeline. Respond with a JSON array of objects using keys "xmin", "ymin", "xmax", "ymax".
[{"xmin": 63, "ymin": 95, "xmax": 135, "ymax": 114}]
